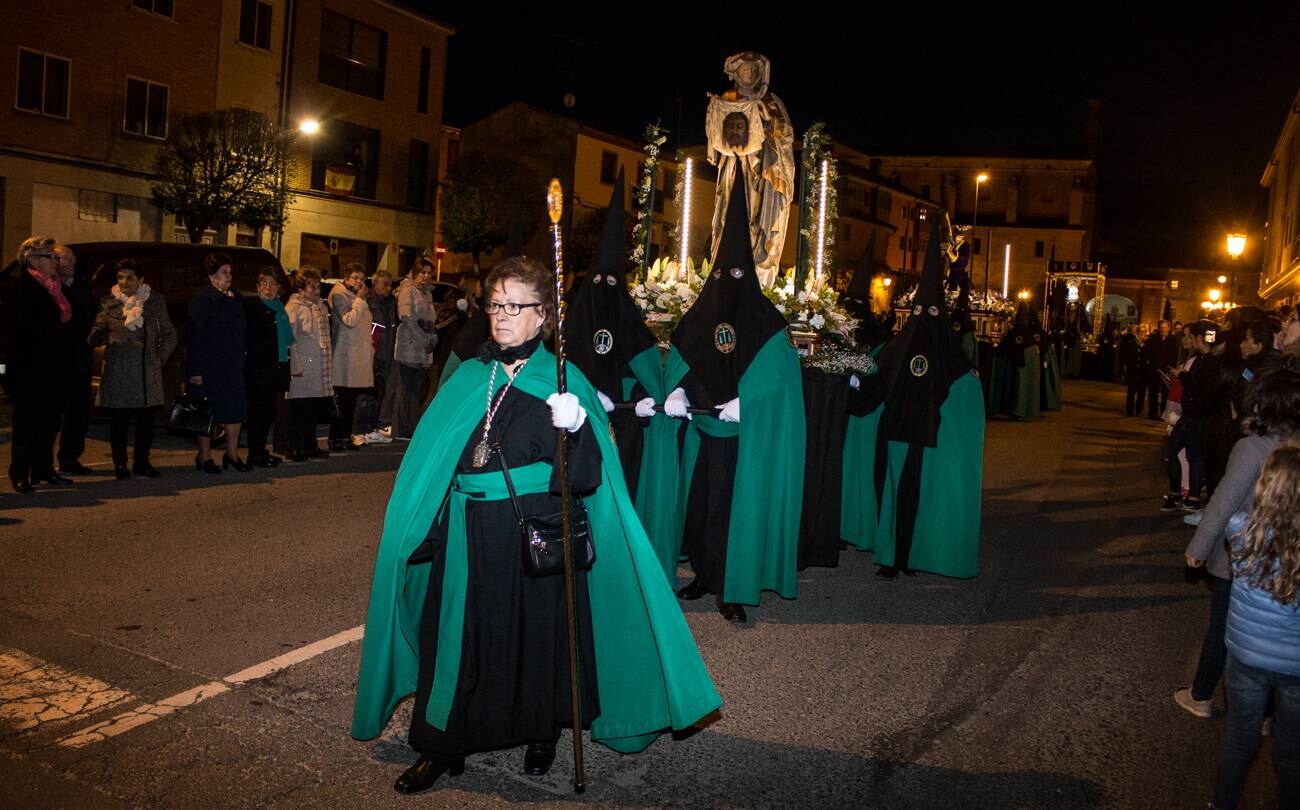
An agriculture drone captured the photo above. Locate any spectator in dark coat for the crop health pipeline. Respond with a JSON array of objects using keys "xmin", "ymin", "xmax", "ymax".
[
  {"xmin": 244, "ymin": 267, "xmax": 293, "ymax": 468},
  {"xmin": 88, "ymin": 259, "xmax": 177, "ymax": 479},
  {"xmin": 1161, "ymin": 321, "xmax": 1216, "ymax": 511},
  {"xmin": 1118, "ymin": 326, "xmax": 1143, "ymax": 415},
  {"xmin": 353, "ymin": 269, "xmax": 397, "ymax": 443},
  {"xmin": 2, "ymin": 236, "xmax": 83, "ymax": 492},
  {"xmin": 187, "ymin": 252, "xmax": 249, "ymax": 473},
  {"xmin": 1142, "ymin": 319, "xmax": 1181, "ymax": 419},
  {"xmin": 54, "ymin": 244, "xmax": 96, "ymax": 475}
]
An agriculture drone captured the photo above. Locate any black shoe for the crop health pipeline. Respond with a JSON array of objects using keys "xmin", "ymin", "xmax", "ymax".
[
  {"xmin": 717, "ymin": 602, "xmax": 747, "ymax": 623},
  {"xmin": 306, "ymin": 447, "xmax": 329, "ymax": 459},
  {"xmin": 1160, "ymin": 494, "xmax": 1182, "ymax": 512},
  {"xmin": 329, "ymin": 441, "xmax": 350, "ymax": 452},
  {"xmin": 132, "ymin": 463, "xmax": 161, "ymax": 478},
  {"xmin": 285, "ymin": 452, "xmax": 308, "ymax": 463},
  {"xmin": 265, "ymin": 454, "xmax": 283, "ymax": 466},
  {"xmin": 393, "ymin": 755, "xmax": 465, "ymax": 795},
  {"xmin": 876, "ymin": 565, "xmax": 900, "ymax": 580},
  {"xmin": 114, "ymin": 466, "xmax": 131, "ymax": 481},
  {"xmin": 33, "ymin": 473, "xmax": 74, "ymax": 486},
  {"xmin": 249, "ymin": 454, "xmax": 277, "ymax": 469},
  {"xmin": 222, "ymin": 454, "xmax": 253, "ymax": 472},
  {"xmin": 524, "ymin": 742, "xmax": 557, "ymax": 776},
  {"xmin": 11, "ymin": 478, "xmax": 33, "ymax": 494},
  {"xmin": 59, "ymin": 462, "xmax": 96, "ymax": 476},
  {"xmin": 677, "ymin": 579, "xmax": 710, "ymax": 601},
  {"xmin": 195, "ymin": 454, "xmax": 222, "ymax": 474}
]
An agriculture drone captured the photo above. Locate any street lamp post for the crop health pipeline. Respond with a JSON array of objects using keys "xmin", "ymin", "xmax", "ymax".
[
  {"xmin": 973, "ymin": 173, "xmax": 988, "ymax": 297},
  {"xmin": 1226, "ymin": 232, "xmax": 1247, "ymax": 310}
]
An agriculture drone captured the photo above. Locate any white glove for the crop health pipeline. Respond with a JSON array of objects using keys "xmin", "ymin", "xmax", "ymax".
[
  {"xmin": 546, "ymin": 392, "xmax": 587, "ymax": 433},
  {"xmin": 634, "ymin": 396, "xmax": 656, "ymax": 418},
  {"xmin": 664, "ymin": 387, "xmax": 692, "ymax": 420},
  {"xmin": 596, "ymin": 390, "xmax": 615, "ymax": 413},
  {"xmin": 848, "ymin": 374, "xmax": 861, "ymax": 390},
  {"xmin": 456, "ymin": 298, "xmax": 468, "ymax": 312},
  {"xmin": 716, "ymin": 397, "xmax": 740, "ymax": 423}
]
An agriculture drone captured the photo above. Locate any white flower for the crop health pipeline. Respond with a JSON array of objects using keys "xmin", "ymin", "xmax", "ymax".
[
  {"xmin": 810, "ymin": 313, "xmax": 826, "ymax": 330},
  {"xmin": 675, "ymin": 283, "xmax": 692, "ymax": 298},
  {"xmin": 655, "ymin": 293, "xmax": 673, "ymax": 309}
]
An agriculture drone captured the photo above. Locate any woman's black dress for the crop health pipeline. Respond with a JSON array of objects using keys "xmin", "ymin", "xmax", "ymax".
[{"xmin": 409, "ymin": 385, "xmax": 603, "ymax": 756}]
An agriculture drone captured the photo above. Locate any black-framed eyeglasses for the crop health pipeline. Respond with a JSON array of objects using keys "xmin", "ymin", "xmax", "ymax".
[{"xmin": 485, "ymin": 301, "xmax": 543, "ymax": 317}]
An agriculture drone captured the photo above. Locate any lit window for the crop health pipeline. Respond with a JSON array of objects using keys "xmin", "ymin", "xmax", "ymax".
[
  {"xmin": 16, "ymin": 48, "xmax": 70, "ymax": 118},
  {"xmin": 78, "ymin": 189, "xmax": 118, "ymax": 223}
]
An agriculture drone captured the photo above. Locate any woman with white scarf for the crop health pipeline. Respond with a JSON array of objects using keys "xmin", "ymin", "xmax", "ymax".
[
  {"xmin": 285, "ymin": 267, "xmax": 334, "ymax": 461},
  {"xmin": 88, "ymin": 259, "xmax": 177, "ymax": 479}
]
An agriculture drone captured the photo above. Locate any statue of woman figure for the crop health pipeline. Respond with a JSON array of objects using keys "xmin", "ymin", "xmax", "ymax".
[{"xmin": 705, "ymin": 52, "xmax": 795, "ymax": 288}]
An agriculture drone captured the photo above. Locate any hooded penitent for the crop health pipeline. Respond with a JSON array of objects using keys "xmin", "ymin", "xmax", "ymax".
[
  {"xmin": 563, "ymin": 169, "xmax": 656, "ymax": 399},
  {"xmin": 670, "ymin": 167, "xmax": 789, "ymax": 406},
  {"xmin": 842, "ymin": 232, "xmax": 890, "ymax": 349}
]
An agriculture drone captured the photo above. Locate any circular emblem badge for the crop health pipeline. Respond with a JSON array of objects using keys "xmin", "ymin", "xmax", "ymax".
[
  {"xmin": 714, "ymin": 323, "xmax": 737, "ymax": 354},
  {"xmin": 909, "ymin": 355, "xmax": 929, "ymax": 377},
  {"xmin": 953, "ymin": 321, "xmax": 962, "ymax": 332},
  {"xmin": 593, "ymin": 329, "xmax": 614, "ymax": 355},
  {"xmin": 730, "ymin": 267, "xmax": 745, "ymax": 279},
  {"xmin": 1015, "ymin": 335, "xmax": 1023, "ymax": 345}
]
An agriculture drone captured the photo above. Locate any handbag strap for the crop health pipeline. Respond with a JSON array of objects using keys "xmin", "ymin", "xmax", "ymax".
[{"xmin": 491, "ymin": 443, "xmax": 527, "ymax": 523}]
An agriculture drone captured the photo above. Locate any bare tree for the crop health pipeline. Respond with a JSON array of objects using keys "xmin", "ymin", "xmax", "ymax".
[{"xmin": 151, "ymin": 109, "xmax": 295, "ymax": 244}]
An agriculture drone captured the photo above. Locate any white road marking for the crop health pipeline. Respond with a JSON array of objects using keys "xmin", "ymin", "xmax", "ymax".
[
  {"xmin": 52, "ymin": 624, "xmax": 366, "ymax": 748},
  {"xmin": 0, "ymin": 647, "xmax": 133, "ymax": 733}
]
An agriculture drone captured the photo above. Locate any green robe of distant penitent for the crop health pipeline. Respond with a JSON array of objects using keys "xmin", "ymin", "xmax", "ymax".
[
  {"xmin": 873, "ymin": 372, "xmax": 985, "ymax": 577},
  {"xmin": 840, "ymin": 343, "xmax": 887, "ymax": 552},
  {"xmin": 624, "ymin": 345, "xmax": 687, "ymax": 584},
  {"xmin": 351, "ymin": 346, "xmax": 722, "ymax": 753},
  {"xmin": 665, "ymin": 331, "xmax": 806, "ymax": 605},
  {"xmin": 1041, "ymin": 343, "xmax": 1062, "ymax": 412}
]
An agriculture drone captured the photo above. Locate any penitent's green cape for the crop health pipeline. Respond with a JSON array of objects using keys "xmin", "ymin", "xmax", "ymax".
[
  {"xmin": 1041, "ymin": 343, "xmax": 1062, "ymax": 412},
  {"xmin": 664, "ymin": 332, "xmax": 806, "ymax": 605},
  {"xmin": 840, "ymin": 343, "xmax": 888, "ymax": 552},
  {"xmin": 874, "ymin": 372, "xmax": 984, "ymax": 578},
  {"xmin": 625, "ymin": 345, "xmax": 685, "ymax": 584},
  {"xmin": 351, "ymin": 346, "xmax": 722, "ymax": 754}
]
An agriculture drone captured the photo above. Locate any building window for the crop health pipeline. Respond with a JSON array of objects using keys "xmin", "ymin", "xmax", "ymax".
[
  {"xmin": 1034, "ymin": 240, "xmax": 1045, "ymax": 258},
  {"xmin": 920, "ymin": 184, "xmax": 931, "ymax": 199},
  {"xmin": 78, "ymin": 189, "xmax": 118, "ymax": 223},
  {"xmin": 973, "ymin": 238, "xmax": 982, "ymax": 255},
  {"xmin": 662, "ymin": 168, "xmax": 676, "ymax": 200},
  {"xmin": 318, "ymin": 10, "xmax": 387, "ymax": 100},
  {"xmin": 417, "ymin": 46, "xmax": 430, "ymax": 114},
  {"xmin": 16, "ymin": 48, "xmax": 70, "ymax": 118},
  {"xmin": 238, "ymin": 0, "xmax": 273, "ymax": 50},
  {"xmin": 406, "ymin": 139, "xmax": 429, "ymax": 209},
  {"xmin": 132, "ymin": 0, "xmax": 174, "ymax": 17},
  {"xmin": 310, "ymin": 120, "xmax": 381, "ymax": 200},
  {"xmin": 445, "ymin": 138, "xmax": 459, "ymax": 173},
  {"xmin": 600, "ymin": 151, "xmax": 617, "ymax": 184},
  {"xmin": 124, "ymin": 77, "xmax": 168, "ymax": 139},
  {"xmin": 841, "ymin": 223, "xmax": 852, "ymax": 242},
  {"xmin": 235, "ymin": 223, "xmax": 261, "ymax": 246}
]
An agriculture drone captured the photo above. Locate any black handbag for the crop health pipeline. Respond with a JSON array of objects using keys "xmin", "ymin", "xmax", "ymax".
[
  {"xmin": 168, "ymin": 394, "xmax": 214, "ymax": 436},
  {"xmin": 495, "ymin": 445, "xmax": 595, "ymax": 577}
]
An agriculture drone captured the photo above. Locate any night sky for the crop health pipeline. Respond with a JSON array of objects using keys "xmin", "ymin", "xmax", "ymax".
[{"xmin": 404, "ymin": 3, "xmax": 1300, "ymax": 271}]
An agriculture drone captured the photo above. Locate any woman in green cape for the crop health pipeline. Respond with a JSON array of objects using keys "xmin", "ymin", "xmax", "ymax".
[{"xmin": 351, "ymin": 258, "xmax": 721, "ymax": 795}]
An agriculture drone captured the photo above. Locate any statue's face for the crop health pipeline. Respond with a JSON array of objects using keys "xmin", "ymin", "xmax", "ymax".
[
  {"xmin": 736, "ymin": 62, "xmax": 760, "ymax": 87},
  {"xmin": 723, "ymin": 112, "xmax": 749, "ymax": 148}
]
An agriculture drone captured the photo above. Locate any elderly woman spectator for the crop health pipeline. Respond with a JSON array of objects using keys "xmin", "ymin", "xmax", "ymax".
[
  {"xmin": 285, "ymin": 267, "xmax": 333, "ymax": 461},
  {"xmin": 88, "ymin": 259, "xmax": 177, "ymax": 479},
  {"xmin": 244, "ymin": 267, "xmax": 293, "ymax": 468},
  {"xmin": 327, "ymin": 262, "xmax": 374, "ymax": 451},
  {"xmin": 391, "ymin": 257, "xmax": 438, "ymax": 438},
  {"xmin": 188, "ymin": 251, "xmax": 249, "ymax": 473},
  {"xmin": 2, "ymin": 236, "xmax": 83, "ymax": 492}
]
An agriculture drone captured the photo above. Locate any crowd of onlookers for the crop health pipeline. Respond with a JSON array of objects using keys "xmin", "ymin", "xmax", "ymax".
[
  {"xmin": 1112, "ymin": 306, "xmax": 1300, "ymax": 809},
  {"xmin": 1, "ymin": 235, "xmax": 472, "ymax": 492}
]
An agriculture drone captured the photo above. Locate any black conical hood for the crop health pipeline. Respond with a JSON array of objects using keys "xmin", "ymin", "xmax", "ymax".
[
  {"xmin": 871, "ymin": 219, "xmax": 974, "ymax": 447},
  {"xmin": 504, "ymin": 210, "xmax": 525, "ymax": 257},
  {"xmin": 670, "ymin": 166, "xmax": 787, "ymax": 405},
  {"xmin": 845, "ymin": 230, "xmax": 876, "ymax": 300},
  {"xmin": 562, "ymin": 169, "xmax": 654, "ymax": 397}
]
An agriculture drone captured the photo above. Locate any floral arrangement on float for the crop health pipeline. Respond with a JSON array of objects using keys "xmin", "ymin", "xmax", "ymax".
[
  {"xmin": 628, "ymin": 256, "xmax": 711, "ymax": 340},
  {"xmin": 893, "ymin": 285, "xmax": 1016, "ymax": 317},
  {"xmin": 762, "ymin": 267, "xmax": 858, "ymax": 344}
]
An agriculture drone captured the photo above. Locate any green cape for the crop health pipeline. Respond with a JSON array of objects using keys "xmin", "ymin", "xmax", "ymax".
[
  {"xmin": 1041, "ymin": 344, "xmax": 1062, "ymax": 411},
  {"xmin": 625, "ymin": 345, "xmax": 686, "ymax": 584},
  {"xmin": 990, "ymin": 346, "xmax": 1041, "ymax": 419},
  {"xmin": 874, "ymin": 372, "xmax": 984, "ymax": 578},
  {"xmin": 665, "ymin": 332, "xmax": 806, "ymax": 605},
  {"xmin": 840, "ymin": 343, "xmax": 888, "ymax": 552},
  {"xmin": 351, "ymin": 346, "xmax": 722, "ymax": 754}
]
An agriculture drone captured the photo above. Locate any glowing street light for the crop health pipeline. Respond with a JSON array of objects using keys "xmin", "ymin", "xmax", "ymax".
[
  {"xmin": 1225, "ymin": 233, "xmax": 1247, "ymax": 260},
  {"xmin": 1208, "ymin": 288, "xmax": 1221, "ymax": 302},
  {"xmin": 882, "ymin": 277, "xmax": 893, "ymax": 287},
  {"xmin": 1017, "ymin": 289, "xmax": 1031, "ymax": 301},
  {"xmin": 298, "ymin": 118, "xmax": 321, "ymax": 135},
  {"xmin": 974, "ymin": 173, "xmax": 989, "ymax": 297},
  {"xmin": 1217, "ymin": 274, "xmax": 1228, "ymax": 284}
]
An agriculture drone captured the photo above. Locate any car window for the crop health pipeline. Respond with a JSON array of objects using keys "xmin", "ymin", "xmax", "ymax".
[{"xmin": 158, "ymin": 262, "xmax": 207, "ymax": 299}]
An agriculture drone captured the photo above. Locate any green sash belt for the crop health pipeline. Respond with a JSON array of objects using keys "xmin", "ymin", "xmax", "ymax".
[
  {"xmin": 428, "ymin": 460, "xmax": 552, "ymax": 726},
  {"xmin": 692, "ymin": 414, "xmax": 740, "ymax": 439}
]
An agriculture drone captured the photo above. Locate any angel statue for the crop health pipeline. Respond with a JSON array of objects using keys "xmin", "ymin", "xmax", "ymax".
[{"xmin": 705, "ymin": 52, "xmax": 795, "ymax": 288}]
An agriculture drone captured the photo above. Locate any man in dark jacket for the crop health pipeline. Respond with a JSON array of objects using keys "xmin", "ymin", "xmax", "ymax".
[
  {"xmin": 1118, "ymin": 326, "xmax": 1143, "ymax": 415},
  {"xmin": 1141, "ymin": 319, "xmax": 1180, "ymax": 419},
  {"xmin": 2, "ymin": 236, "xmax": 84, "ymax": 492},
  {"xmin": 54, "ymin": 244, "xmax": 97, "ymax": 475},
  {"xmin": 355, "ymin": 269, "xmax": 397, "ymax": 443},
  {"xmin": 1160, "ymin": 320, "xmax": 1216, "ymax": 511}
]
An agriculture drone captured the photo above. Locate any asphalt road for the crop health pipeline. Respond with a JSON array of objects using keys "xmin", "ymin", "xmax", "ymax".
[{"xmin": 0, "ymin": 381, "xmax": 1283, "ymax": 809}]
